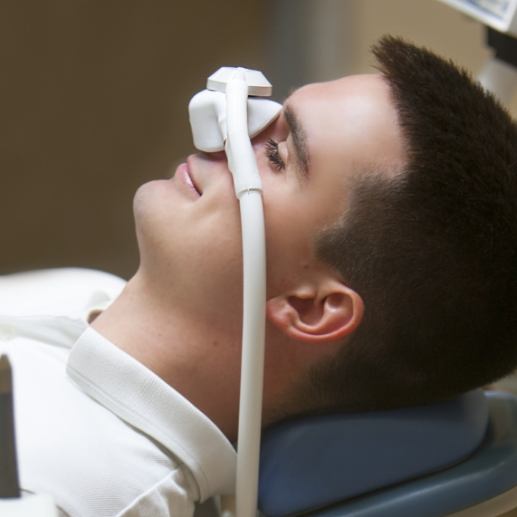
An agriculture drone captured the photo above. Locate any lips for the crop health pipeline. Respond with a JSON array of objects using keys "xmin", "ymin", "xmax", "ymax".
[
  {"xmin": 176, "ymin": 162, "xmax": 202, "ymax": 198},
  {"xmin": 185, "ymin": 166, "xmax": 202, "ymax": 196}
]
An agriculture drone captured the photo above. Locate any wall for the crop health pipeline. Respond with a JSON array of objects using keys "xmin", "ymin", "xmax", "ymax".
[{"xmin": 1, "ymin": 0, "xmax": 266, "ymax": 278}]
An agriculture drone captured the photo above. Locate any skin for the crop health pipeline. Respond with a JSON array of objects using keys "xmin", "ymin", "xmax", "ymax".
[{"xmin": 92, "ymin": 73, "xmax": 406, "ymax": 441}]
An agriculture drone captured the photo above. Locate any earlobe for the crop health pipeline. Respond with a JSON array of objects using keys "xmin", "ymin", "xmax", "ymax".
[{"xmin": 266, "ymin": 281, "xmax": 364, "ymax": 344}]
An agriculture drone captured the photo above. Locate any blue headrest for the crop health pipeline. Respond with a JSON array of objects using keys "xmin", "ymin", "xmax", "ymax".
[{"xmin": 258, "ymin": 390, "xmax": 488, "ymax": 517}]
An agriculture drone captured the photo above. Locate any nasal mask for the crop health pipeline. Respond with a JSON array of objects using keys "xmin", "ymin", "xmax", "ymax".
[
  {"xmin": 188, "ymin": 68, "xmax": 281, "ymax": 517},
  {"xmin": 189, "ymin": 67, "xmax": 282, "ymax": 194}
]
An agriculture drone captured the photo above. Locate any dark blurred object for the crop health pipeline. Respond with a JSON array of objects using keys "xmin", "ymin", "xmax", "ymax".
[
  {"xmin": 0, "ymin": 0, "xmax": 266, "ymax": 278},
  {"xmin": 487, "ymin": 26, "xmax": 517, "ymax": 68},
  {"xmin": 0, "ymin": 355, "xmax": 20, "ymax": 498}
]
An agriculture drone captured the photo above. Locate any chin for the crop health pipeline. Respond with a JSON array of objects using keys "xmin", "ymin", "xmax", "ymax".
[
  {"xmin": 133, "ymin": 180, "xmax": 160, "ymax": 219},
  {"xmin": 132, "ymin": 183, "xmax": 170, "ymax": 266},
  {"xmin": 133, "ymin": 180, "xmax": 175, "ymax": 233}
]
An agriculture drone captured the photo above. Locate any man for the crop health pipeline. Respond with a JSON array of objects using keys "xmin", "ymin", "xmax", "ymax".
[{"xmin": 2, "ymin": 36, "xmax": 517, "ymax": 516}]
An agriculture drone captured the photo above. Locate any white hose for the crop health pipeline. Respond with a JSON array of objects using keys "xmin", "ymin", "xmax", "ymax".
[{"xmin": 225, "ymin": 71, "xmax": 267, "ymax": 517}]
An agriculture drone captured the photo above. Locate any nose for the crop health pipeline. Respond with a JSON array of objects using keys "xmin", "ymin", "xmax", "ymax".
[{"xmin": 200, "ymin": 150, "xmax": 227, "ymax": 162}]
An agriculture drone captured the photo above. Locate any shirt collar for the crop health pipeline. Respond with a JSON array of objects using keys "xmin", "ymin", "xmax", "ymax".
[{"xmin": 66, "ymin": 326, "xmax": 236, "ymax": 501}]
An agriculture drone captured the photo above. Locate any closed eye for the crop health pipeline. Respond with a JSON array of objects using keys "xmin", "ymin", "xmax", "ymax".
[{"xmin": 265, "ymin": 138, "xmax": 286, "ymax": 172}]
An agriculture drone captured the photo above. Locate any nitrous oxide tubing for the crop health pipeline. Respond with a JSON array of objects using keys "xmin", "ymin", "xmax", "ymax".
[{"xmin": 225, "ymin": 70, "xmax": 266, "ymax": 517}]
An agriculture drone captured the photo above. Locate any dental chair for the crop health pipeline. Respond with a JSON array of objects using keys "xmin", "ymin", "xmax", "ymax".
[{"xmin": 258, "ymin": 390, "xmax": 517, "ymax": 517}]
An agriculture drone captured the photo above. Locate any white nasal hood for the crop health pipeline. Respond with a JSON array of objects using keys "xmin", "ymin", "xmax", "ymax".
[{"xmin": 189, "ymin": 67, "xmax": 282, "ymax": 153}]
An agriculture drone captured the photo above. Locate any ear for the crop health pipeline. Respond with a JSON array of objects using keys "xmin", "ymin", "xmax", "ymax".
[{"xmin": 266, "ymin": 279, "xmax": 364, "ymax": 344}]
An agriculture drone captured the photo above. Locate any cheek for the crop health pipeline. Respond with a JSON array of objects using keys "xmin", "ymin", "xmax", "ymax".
[{"xmin": 264, "ymin": 199, "xmax": 318, "ymax": 295}]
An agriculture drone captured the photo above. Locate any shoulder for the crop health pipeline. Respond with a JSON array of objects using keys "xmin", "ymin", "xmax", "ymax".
[{"xmin": 0, "ymin": 268, "xmax": 126, "ymax": 317}]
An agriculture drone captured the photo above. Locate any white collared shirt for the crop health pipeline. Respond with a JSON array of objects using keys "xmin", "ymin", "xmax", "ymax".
[{"xmin": 0, "ymin": 268, "xmax": 236, "ymax": 517}]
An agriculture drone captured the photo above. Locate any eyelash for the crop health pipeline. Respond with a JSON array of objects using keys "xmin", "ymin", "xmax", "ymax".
[{"xmin": 265, "ymin": 138, "xmax": 285, "ymax": 171}]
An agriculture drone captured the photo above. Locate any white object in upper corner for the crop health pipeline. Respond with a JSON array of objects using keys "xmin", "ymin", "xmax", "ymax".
[{"xmin": 438, "ymin": 0, "xmax": 517, "ymax": 36}]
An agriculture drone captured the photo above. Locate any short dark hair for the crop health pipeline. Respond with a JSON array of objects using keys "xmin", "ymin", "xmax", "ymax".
[{"xmin": 310, "ymin": 36, "xmax": 517, "ymax": 412}]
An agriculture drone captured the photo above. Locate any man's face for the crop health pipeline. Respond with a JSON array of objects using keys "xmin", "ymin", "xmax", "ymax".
[{"xmin": 132, "ymin": 74, "xmax": 405, "ymax": 331}]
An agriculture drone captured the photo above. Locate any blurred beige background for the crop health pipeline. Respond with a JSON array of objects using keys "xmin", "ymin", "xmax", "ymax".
[{"xmin": 1, "ymin": 0, "xmax": 512, "ymax": 279}]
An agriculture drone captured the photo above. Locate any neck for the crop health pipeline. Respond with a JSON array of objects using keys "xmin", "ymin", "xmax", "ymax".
[{"xmin": 90, "ymin": 270, "xmax": 242, "ymax": 441}]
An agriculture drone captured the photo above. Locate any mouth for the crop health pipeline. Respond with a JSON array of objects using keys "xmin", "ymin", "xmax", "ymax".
[
  {"xmin": 176, "ymin": 161, "xmax": 202, "ymax": 198},
  {"xmin": 185, "ymin": 165, "xmax": 202, "ymax": 196}
]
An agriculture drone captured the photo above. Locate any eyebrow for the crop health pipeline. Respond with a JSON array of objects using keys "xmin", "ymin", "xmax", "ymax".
[{"xmin": 284, "ymin": 105, "xmax": 310, "ymax": 179}]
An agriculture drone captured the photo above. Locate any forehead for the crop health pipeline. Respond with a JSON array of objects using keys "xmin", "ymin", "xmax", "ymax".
[
  {"xmin": 292, "ymin": 73, "xmax": 386, "ymax": 94},
  {"xmin": 285, "ymin": 74, "xmax": 406, "ymax": 179},
  {"xmin": 287, "ymin": 73, "xmax": 392, "ymax": 114}
]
